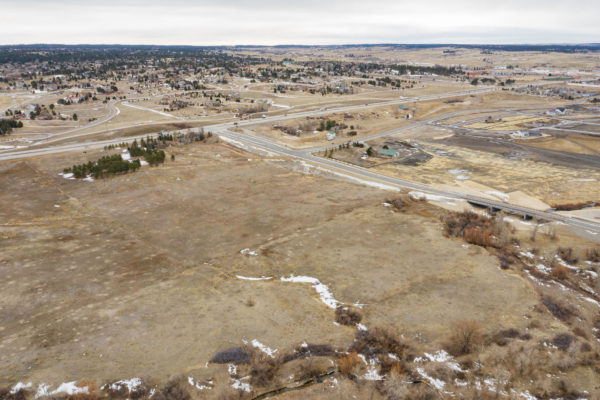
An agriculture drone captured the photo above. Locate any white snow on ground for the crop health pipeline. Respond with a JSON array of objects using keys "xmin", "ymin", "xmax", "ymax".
[
  {"xmin": 357, "ymin": 323, "xmax": 368, "ymax": 331},
  {"xmin": 83, "ymin": 175, "xmax": 94, "ymax": 182},
  {"xmin": 251, "ymin": 339, "xmax": 278, "ymax": 358},
  {"xmin": 240, "ymin": 248, "xmax": 258, "ymax": 256},
  {"xmin": 416, "ymin": 367, "xmax": 445, "ymax": 390},
  {"xmin": 423, "ymin": 350, "xmax": 464, "ymax": 372},
  {"xmin": 236, "ymin": 275, "xmax": 273, "ymax": 281},
  {"xmin": 568, "ymin": 178, "xmax": 597, "ymax": 182},
  {"xmin": 356, "ymin": 354, "xmax": 383, "ymax": 381},
  {"xmin": 382, "ymin": 202, "xmax": 391, "ymax": 207},
  {"xmin": 518, "ymin": 390, "xmax": 537, "ymax": 400},
  {"xmin": 36, "ymin": 382, "xmax": 89, "ymax": 398},
  {"xmin": 10, "ymin": 382, "xmax": 32, "ymax": 394},
  {"xmin": 58, "ymin": 172, "xmax": 75, "ymax": 180},
  {"xmin": 187, "ymin": 377, "xmax": 212, "ymax": 390},
  {"xmin": 228, "ymin": 364, "xmax": 237, "ymax": 375},
  {"xmin": 271, "ymin": 104, "xmax": 291, "ymax": 109},
  {"xmin": 519, "ymin": 251, "xmax": 535, "ymax": 259},
  {"xmin": 103, "ymin": 378, "xmax": 142, "ymax": 394},
  {"xmin": 227, "ymin": 365, "xmax": 251, "ymax": 392},
  {"xmin": 424, "ymin": 350, "xmax": 452, "ymax": 362},
  {"xmin": 554, "ymin": 256, "xmax": 580, "ymax": 272},
  {"xmin": 409, "ymin": 191, "xmax": 457, "ymax": 203},
  {"xmin": 121, "ymin": 150, "xmax": 148, "ymax": 166},
  {"xmin": 280, "ymin": 275, "xmax": 338, "ymax": 308},
  {"xmin": 231, "ymin": 378, "xmax": 251, "ymax": 393},
  {"xmin": 295, "ymin": 160, "xmax": 401, "ymax": 192},
  {"xmin": 536, "ymin": 264, "xmax": 552, "ymax": 274},
  {"xmin": 363, "ymin": 360, "xmax": 384, "ymax": 381},
  {"xmin": 485, "ymin": 190, "xmax": 510, "ymax": 202}
]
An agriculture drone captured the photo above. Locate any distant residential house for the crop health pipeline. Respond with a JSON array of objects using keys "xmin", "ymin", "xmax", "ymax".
[
  {"xmin": 378, "ymin": 148, "xmax": 400, "ymax": 157},
  {"xmin": 326, "ymin": 131, "xmax": 336, "ymax": 141}
]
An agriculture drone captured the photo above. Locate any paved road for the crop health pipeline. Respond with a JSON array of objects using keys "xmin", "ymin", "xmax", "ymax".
[
  {"xmin": 216, "ymin": 129, "xmax": 600, "ymax": 233},
  {"xmin": 2, "ymin": 84, "xmax": 598, "ymax": 233}
]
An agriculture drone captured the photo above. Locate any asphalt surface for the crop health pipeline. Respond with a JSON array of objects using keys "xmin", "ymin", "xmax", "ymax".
[{"xmin": 2, "ymin": 84, "xmax": 599, "ymax": 233}]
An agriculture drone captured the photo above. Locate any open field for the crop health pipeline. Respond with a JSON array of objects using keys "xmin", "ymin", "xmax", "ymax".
[
  {"xmin": 2, "ymin": 140, "xmax": 600, "ymax": 399},
  {"xmin": 464, "ymin": 115, "xmax": 552, "ymax": 131},
  {"xmin": 2, "ymin": 44, "xmax": 600, "ymax": 400}
]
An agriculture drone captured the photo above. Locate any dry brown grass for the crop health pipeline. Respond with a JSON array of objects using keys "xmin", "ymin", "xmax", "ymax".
[{"xmin": 445, "ymin": 319, "xmax": 484, "ymax": 356}]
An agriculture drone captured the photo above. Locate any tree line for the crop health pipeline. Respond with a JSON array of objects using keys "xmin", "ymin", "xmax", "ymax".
[{"xmin": 0, "ymin": 119, "xmax": 23, "ymax": 136}]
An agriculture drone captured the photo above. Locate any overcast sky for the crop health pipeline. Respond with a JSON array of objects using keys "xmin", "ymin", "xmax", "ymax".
[{"xmin": 2, "ymin": 0, "xmax": 599, "ymax": 45}]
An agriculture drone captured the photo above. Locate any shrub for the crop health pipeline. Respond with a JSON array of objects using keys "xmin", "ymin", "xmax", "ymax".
[
  {"xmin": 296, "ymin": 358, "xmax": 328, "ymax": 382},
  {"xmin": 283, "ymin": 343, "xmax": 337, "ymax": 363},
  {"xmin": 542, "ymin": 297, "xmax": 574, "ymax": 321},
  {"xmin": 386, "ymin": 198, "xmax": 408, "ymax": 211},
  {"xmin": 250, "ymin": 351, "xmax": 281, "ymax": 387},
  {"xmin": 350, "ymin": 327, "xmax": 408, "ymax": 360},
  {"xmin": 464, "ymin": 226, "xmax": 496, "ymax": 247},
  {"xmin": 551, "ymin": 265, "xmax": 570, "ymax": 280},
  {"xmin": 335, "ymin": 306, "xmax": 362, "ymax": 326},
  {"xmin": 580, "ymin": 342, "xmax": 592, "ymax": 352},
  {"xmin": 0, "ymin": 388, "xmax": 28, "ymax": 400},
  {"xmin": 557, "ymin": 247, "xmax": 578, "ymax": 264},
  {"xmin": 552, "ymin": 201, "xmax": 597, "ymax": 211},
  {"xmin": 586, "ymin": 248, "xmax": 600, "ymax": 263},
  {"xmin": 552, "ymin": 333, "xmax": 575, "ymax": 351},
  {"xmin": 210, "ymin": 346, "xmax": 250, "ymax": 364},
  {"xmin": 572, "ymin": 326, "xmax": 587, "ymax": 339},
  {"xmin": 153, "ymin": 378, "xmax": 190, "ymax": 400},
  {"xmin": 338, "ymin": 352, "xmax": 361, "ymax": 376},
  {"xmin": 493, "ymin": 328, "xmax": 520, "ymax": 346},
  {"xmin": 445, "ymin": 319, "xmax": 483, "ymax": 356}
]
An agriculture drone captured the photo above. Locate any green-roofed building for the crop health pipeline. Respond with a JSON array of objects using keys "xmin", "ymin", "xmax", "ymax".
[{"xmin": 378, "ymin": 148, "xmax": 399, "ymax": 157}]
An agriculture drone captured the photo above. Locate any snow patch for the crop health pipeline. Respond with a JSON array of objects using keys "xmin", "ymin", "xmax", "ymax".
[
  {"xmin": 10, "ymin": 382, "xmax": 32, "ymax": 394},
  {"xmin": 251, "ymin": 339, "xmax": 278, "ymax": 358},
  {"xmin": 416, "ymin": 367, "xmax": 445, "ymax": 390},
  {"xmin": 103, "ymin": 378, "xmax": 143, "ymax": 394},
  {"xmin": 236, "ymin": 275, "xmax": 272, "ymax": 281},
  {"xmin": 409, "ymin": 191, "xmax": 457, "ymax": 203},
  {"xmin": 240, "ymin": 248, "xmax": 258, "ymax": 256},
  {"xmin": 280, "ymin": 275, "xmax": 338, "ymax": 308},
  {"xmin": 36, "ymin": 382, "xmax": 89, "ymax": 398},
  {"xmin": 188, "ymin": 377, "xmax": 212, "ymax": 391},
  {"xmin": 58, "ymin": 172, "xmax": 75, "ymax": 180},
  {"xmin": 424, "ymin": 350, "xmax": 452, "ymax": 363}
]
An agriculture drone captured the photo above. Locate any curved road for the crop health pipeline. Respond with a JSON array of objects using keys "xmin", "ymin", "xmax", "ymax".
[{"xmin": 1, "ymin": 84, "xmax": 598, "ymax": 233}]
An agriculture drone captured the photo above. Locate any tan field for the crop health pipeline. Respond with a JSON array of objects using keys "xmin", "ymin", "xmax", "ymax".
[{"xmin": 2, "ymin": 45, "xmax": 600, "ymax": 400}]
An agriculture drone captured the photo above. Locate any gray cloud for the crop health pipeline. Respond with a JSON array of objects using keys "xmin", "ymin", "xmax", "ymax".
[{"xmin": 2, "ymin": 0, "xmax": 599, "ymax": 45}]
